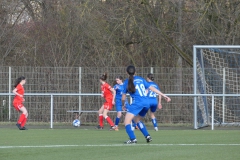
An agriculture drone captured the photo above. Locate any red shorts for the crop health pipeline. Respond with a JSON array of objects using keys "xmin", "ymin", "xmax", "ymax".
[
  {"xmin": 103, "ymin": 98, "xmax": 113, "ymax": 110},
  {"xmin": 13, "ymin": 101, "xmax": 24, "ymax": 111}
]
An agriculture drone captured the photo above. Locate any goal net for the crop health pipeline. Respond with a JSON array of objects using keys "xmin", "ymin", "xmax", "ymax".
[{"xmin": 194, "ymin": 45, "xmax": 240, "ymax": 129}]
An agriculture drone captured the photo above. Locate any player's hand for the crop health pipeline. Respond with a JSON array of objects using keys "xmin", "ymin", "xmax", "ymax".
[
  {"xmin": 22, "ymin": 98, "xmax": 25, "ymax": 102},
  {"xmin": 112, "ymin": 100, "xmax": 115, "ymax": 105},
  {"xmin": 164, "ymin": 96, "xmax": 171, "ymax": 102},
  {"xmin": 158, "ymin": 104, "xmax": 162, "ymax": 109}
]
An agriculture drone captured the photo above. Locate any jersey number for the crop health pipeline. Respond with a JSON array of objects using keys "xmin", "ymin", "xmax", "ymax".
[
  {"xmin": 149, "ymin": 90, "xmax": 157, "ymax": 97},
  {"xmin": 135, "ymin": 84, "xmax": 147, "ymax": 96}
]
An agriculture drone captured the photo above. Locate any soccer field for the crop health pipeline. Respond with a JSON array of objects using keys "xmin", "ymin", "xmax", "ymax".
[{"xmin": 0, "ymin": 125, "xmax": 239, "ymax": 160}]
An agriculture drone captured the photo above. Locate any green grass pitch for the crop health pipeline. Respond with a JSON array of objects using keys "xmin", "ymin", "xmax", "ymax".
[{"xmin": 0, "ymin": 125, "xmax": 239, "ymax": 160}]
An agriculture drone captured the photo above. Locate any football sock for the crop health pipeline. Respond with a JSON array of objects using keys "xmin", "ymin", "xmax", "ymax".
[
  {"xmin": 105, "ymin": 116, "xmax": 114, "ymax": 126},
  {"xmin": 18, "ymin": 114, "xmax": 25, "ymax": 125},
  {"xmin": 115, "ymin": 117, "xmax": 120, "ymax": 126},
  {"xmin": 137, "ymin": 121, "xmax": 149, "ymax": 137},
  {"xmin": 152, "ymin": 118, "xmax": 158, "ymax": 127},
  {"xmin": 21, "ymin": 117, "xmax": 27, "ymax": 128},
  {"xmin": 125, "ymin": 124, "xmax": 136, "ymax": 140},
  {"xmin": 99, "ymin": 114, "xmax": 104, "ymax": 127},
  {"xmin": 132, "ymin": 120, "xmax": 136, "ymax": 127}
]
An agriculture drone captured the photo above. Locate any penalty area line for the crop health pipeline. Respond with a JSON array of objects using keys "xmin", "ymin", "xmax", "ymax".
[{"xmin": 0, "ymin": 143, "xmax": 240, "ymax": 149}]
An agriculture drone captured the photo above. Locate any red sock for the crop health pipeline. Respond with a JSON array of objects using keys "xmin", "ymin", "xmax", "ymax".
[
  {"xmin": 21, "ymin": 117, "xmax": 27, "ymax": 127},
  {"xmin": 105, "ymin": 116, "xmax": 114, "ymax": 126},
  {"xmin": 99, "ymin": 114, "xmax": 104, "ymax": 127},
  {"xmin": 18, "ymin": 114, "xmax": 25, "ymax": 125}
]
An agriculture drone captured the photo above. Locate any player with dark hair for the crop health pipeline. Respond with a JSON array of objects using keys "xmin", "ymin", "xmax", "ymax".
[
  {"xmin": 122, "ymin": 65, "xmax": 171, "ymax": 144},
  {"xmin": 95, "ymin": 73, "xmax": 116, "ymax": 130},
  {"xmin": 13, "ymin": 76, "xmax": 28, "ymax": 130},
  {"xmin": 146, "ymin": 73, "xmax": 162, "ymax": 131},
  {"xmin": 112, "ymin": 75, "xmax": 124, "ymax": 131}
]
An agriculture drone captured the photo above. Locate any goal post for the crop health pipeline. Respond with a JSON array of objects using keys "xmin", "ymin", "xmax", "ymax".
[{"xmin": 193, "ymin": 45, "xmax": 240, "ymax": 129}]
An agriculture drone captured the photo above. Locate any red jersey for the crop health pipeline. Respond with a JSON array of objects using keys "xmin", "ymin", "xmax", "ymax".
[
  {"xmin": 13, "ymin": 84, "xmax": 24, "ymax": 103},
  {"xmin": 101, "ymin": 83, "xmax": 113, "ymax": 100}
]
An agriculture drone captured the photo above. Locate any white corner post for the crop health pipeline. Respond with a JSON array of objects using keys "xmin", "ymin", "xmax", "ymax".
[{"xmin": 193, "ymin": 46, "xmax": 198, "ymax": 129}]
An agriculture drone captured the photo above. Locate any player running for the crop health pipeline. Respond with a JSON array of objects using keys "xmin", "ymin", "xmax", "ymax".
[
  {"xmin": 146, "ymin": 73, "xmax": 162, "ymax": 131},
  {"xmin": 122, "ymin": 65, "xmax": 171, "ymax": 144},
  {"xmin": 95, "ymin": 72, "xmax": 116, "ymax": 130},
  {"xmin": 113, "ymin": 75, "xmax": 124, "ymax": 131},
  {"xmin": 13, "ymin": 76, "xmax": 28, "ymax": 130}
]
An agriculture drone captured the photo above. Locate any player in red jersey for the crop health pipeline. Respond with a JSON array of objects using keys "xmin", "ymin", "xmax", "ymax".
[
  {"xmin": 12, "ymin": 76, "xmax": 28, "ymax": 130},
  {"xmin": 95, "ymin": 73, "xmax": 116, "ymax": 130}
]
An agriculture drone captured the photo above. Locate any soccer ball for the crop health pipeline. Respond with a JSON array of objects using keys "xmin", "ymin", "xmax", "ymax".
[{"xmin": 72, "ymin": 119, "xmax": 80, "ymax": 127}]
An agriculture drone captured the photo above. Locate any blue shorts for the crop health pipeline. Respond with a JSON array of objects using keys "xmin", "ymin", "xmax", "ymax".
[
  {"xmin": 115, "ymin": 99, "xmax": 122, "ymax": 112},
  {"xmin": 127, "ymin": 100, "xmax": 149, "ymax": 116},
  {"xmin": 149, "ymin": 98, "xmax": 158, "ymax": 113}
]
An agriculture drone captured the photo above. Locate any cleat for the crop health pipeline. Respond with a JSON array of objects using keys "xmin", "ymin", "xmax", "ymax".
[
  {"xmin": 124, "ymin": 139, "xmax": 137, "ymax": 144},
  {"xmin": 114, "ymin": 126, "xmax": 119, "ymax": 131},
  {"xmin": 109, "ymin": 126, "xmax": 117, "ymax": 131},
  {"xmin": 16, "ymin": 123, "xmax": 21, "ymax": 129},
  {"xmin": 20, "ymin": 127, "xmax": 28, "ymax": 130},
  {"xmin": 95, "ymin": 125, "xmax": 103, "ymax": 129},
  {"xmin": 154, "ymin": 127, "xmax": 158, "ymax": 131},
  {"xmin": 146, "ymin": 135, "xmax": 152, "ymax": 143}
]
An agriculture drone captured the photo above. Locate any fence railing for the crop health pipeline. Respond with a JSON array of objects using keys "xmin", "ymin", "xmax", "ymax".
[{"xmin": 1, "ymin": 93, "xmax": 239, "ymax": 130}]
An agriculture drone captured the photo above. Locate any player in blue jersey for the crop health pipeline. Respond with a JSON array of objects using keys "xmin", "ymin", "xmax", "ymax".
[
  {"xmin": 113, "ymin": 75, "xmax": 137, "ymax": 131},
  {"xmin": 146, "ymin": 73, "xmax": 162, "ymax": 131},
  {"xmin": 122, "ymin": 65, "xmax": 171, "ymax": 144},
  {"xmin": 113, "ymin": 75, "xmax": 124, "ymax": 131}
]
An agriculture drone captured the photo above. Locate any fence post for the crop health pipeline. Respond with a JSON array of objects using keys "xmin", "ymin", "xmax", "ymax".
[
  {"xmin": 50, "ymin": 94, "xmax": 53, "ymax": 129},
  {"xmin": 8, "ymin": 66, "xmax": 11, "ymax": 121},
  {"xmin": 211, "ymin": 95, "xmax": 214, "ymax": 130},
  {"xmin": 222, "ymin": 68, "xmax": 226, "ymax": 123},
  {"xmin": 79, "ymin": 67, "xmax": 82, "ymax": 114}
]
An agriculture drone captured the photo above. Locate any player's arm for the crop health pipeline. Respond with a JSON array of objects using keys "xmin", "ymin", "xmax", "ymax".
[
  {"xmin": 110, "ymin": 87, "xmax": 116, "ymax": 105},
  {"xmin": 121, "ymin": 94, "xmax": 126, "ymax": 111},
  {"xmin": 149, "ymin": 86, "xmax": 171, "ymax": 102},
  {"xmin": 12, "ymin": 88, "xmax": 23, "ymax": 97},
  {"xmin": 157, "ymin": 94, "xmax": 162, "ymax": 109}
]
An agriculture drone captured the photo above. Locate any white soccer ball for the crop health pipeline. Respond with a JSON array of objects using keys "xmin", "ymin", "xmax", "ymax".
[{"xmin": 72, "ymin": 119, "xmax": 80, "ymax": 127}]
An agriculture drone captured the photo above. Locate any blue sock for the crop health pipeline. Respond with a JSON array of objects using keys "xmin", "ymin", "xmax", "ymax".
[
  {"xmin": 152, "ymin": 118, "xmax": 158, "ymax": 127},
  {"xmin": 132, "ymin": 120, "xmax": 136, "ymax": 127},
  {"xmin": 125, "ymin": 124, "xmax": 136, "ymax": 140},
  {"xmin": 137, "ymin": 121, "xmax": 149, "ymax": 137},
  {"xmin": 115, "ymin": 117, "xmax": 120, "ymax": 126}
]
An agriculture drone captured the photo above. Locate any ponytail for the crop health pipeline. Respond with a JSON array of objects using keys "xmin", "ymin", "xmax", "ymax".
[{"xmin": 126, "ymin": 65, "xmax": 136, "ymax": 93}]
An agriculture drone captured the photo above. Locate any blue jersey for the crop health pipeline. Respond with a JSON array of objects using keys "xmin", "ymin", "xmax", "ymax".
[
  {"xmin": 147, "ymin": 81, "xmax": 160, "ymax": 99},
  {"xmin": 147, "ymin": 81, "xmax": 160, "ymax": 113},
  {"xmin": 113, "ymin": 83, "xmax": 124, "ymax": 100},
  {"xmin": 123, "ymin": 76, "xmax": 150, "ymax": 104},
  {"xmin": 113, "ymin": 83, "xmax": 124, "ymax": 112}
]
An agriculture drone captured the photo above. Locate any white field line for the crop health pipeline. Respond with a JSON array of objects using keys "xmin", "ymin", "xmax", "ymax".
[{"xmin": 0, "ymin": 144, "xmax": 240, "ymax": 149}]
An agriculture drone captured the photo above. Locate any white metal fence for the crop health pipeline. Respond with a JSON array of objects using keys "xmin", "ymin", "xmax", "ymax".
[
  {"xmin": 0, "ymin": 66, "xmax": 240, "ymax": 129},
  {"xmin": 0, "ymin": 93, "xmax": 240, "ymax": 130}
]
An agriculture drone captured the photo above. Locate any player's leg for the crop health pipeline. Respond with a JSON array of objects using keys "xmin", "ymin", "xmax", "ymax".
[
  {"xmin": 114, "ymin": 111, "xmax": 122, "ymax": 131},
  {"xmin": 150, "ymin": 104, "xmax": 158, "ymax": 131},
  {"xmin": 96, "ymin": 105, "xmax": 104, "ymax": 129},
  {"xmin": 19, "ymin": 106, "xmax": 28, "ymax": 129},
  {"xmin": 102, "ymin": 108, "xmax": 115, "ymax": 128},
  {"xmin": 13, "ymin": 102, "xmax": 27, "ymax": 130},
  {"xmin": 137, "ymin": 107, "xmax": 152, "ymax": 143},
  {"xmin": 124, "ymin": 112, "xmax": 137, "ymax": 143}
]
